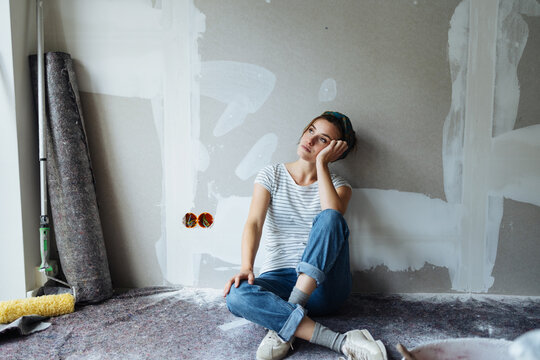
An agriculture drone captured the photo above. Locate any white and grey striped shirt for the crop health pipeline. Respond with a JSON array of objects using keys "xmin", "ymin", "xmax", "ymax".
[{"xmin": 255, "ymin": 163, "xmax": 351, "ymax": 275}]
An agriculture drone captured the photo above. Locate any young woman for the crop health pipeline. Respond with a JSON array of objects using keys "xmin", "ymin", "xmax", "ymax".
[{"xmin": 223, "ymin": 111, "xmax": 387, "ymax": 360}]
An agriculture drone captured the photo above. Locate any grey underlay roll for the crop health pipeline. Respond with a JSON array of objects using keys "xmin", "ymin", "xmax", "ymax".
[{"xmin": 30, "ymin": 52, "xmax": 112, "ymax": 303}]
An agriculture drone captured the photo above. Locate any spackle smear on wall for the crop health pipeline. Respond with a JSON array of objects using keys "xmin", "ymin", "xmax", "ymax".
[
  {"xmin": 319, "ymin": 78, "xmax": 337, "ymax": 102},
  {"xmin": 200, "ymin": 61, "xmax": 276, "ymax": 137},
  {"xmin": 346, "ymin": 189, "xmax": 462, "ymax": 277},
  {"xmin": 443, "ymin": 0, "xmax": 469, "ymax": 205},
  {"xmin": 235, "ymin": 133, "xmax": 278, "ymax": 181},
  {"xmin": 492, "ymin": 0, "xmax": 540, "ymax": 137},
  {"xmin": 490, "ymin": 0, "xmax": 540, "ymax": 208}
]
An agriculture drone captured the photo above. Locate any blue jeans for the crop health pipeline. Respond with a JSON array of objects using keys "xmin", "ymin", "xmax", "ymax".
[{"xmin": 226, "ymin": 209, "xmax": 352, "ymax": 342}]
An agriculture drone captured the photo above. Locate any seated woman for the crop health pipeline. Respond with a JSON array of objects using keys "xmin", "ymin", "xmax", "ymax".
[{"xmin": 223, "ymin": 111, "xmax": 387, "ymax": 360}]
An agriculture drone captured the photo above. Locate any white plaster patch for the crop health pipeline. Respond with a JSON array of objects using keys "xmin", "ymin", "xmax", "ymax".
[
  {"xmin": 318, "ymin": 78, "xmax": 337, "ymax": 102},
  {"xmin": 200, "ymin": 61, "xmax": 276, "ymax": 137},
  {"xmin": 442, "ymin": 0, "xmax": 469, "ymax": 204},
  {"xmin": 163, "ymin": 0, "xmax": 205, "ymax": 285},
  {"xmin": 493, "ymin": 177, "xmax": 540, "ymax": 208},
  {"xmin": 235, "ymin": 133, "xmax": 278, "ymax": 180},
  {"xmin": 493, "ymin": 123, "xmax": 540, "ymax": 146},
  {"xmin": 489, "ymin": 125, "xmax": 540, "ymax": 207},
  {"xmin": 493, "ymin": 0, "xmax": 540, "ymax": 136},
  {"xmin": 197, "ymin": 140, "xmax": 210, "ymax": 172},
  {"xmin": 484, "ymin": 195, "xmax": 503, "ymax": 290},
  {"xmin": 440, "ymin": 0, "xmax": 540, "ymax": 292},
  {"xmin": 493, "ymin": 2, "xmax": 528, "ymax": 137},
  {"xmin": 346, "ymin": 189, "xmax": 462, "ymax": 285},
  {"xmin": 151, "ymin": 96, "xmax": 164, "ymax": 152}
]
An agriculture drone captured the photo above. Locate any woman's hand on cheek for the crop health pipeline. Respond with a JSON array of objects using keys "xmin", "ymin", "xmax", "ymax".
[{"xmin": 316, "ymin": 140, "xmax": 348, "ymax": 165}]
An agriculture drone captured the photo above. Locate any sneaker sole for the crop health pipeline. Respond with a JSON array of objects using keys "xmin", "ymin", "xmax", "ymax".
[{"xmin": 375, "ymin": 340, "xmax": 388, "ymax": 360}]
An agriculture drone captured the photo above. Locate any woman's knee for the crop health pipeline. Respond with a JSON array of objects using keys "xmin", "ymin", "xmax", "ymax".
[
  {"xmin": 320, "ymin": 208, "xmax": 343, "ymax": 219},
  {"xmin": 311, "ymin": 209, "xmax": 350, "ymax": 245},
  {"xmin": 315, "ymin": 209, "xmax": 348, "ymax": 230},
  {"xmin": 225, "ymin": 284, "xmax": 241, "ymax": 313},
  {"xmin": 226, "ymin": 282, "xmax": 251, "ymax": 316}
]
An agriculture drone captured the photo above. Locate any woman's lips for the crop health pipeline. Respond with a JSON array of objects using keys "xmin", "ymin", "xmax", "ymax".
[{"xmin": 301, "ymin": 145, "xmax": 311, "ymax": 153}]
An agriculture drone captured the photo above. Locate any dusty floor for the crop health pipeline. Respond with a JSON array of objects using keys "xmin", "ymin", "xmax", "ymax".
[{"xmin": 0, "ymin": 287, "xmax": 538, "ymax": 359}]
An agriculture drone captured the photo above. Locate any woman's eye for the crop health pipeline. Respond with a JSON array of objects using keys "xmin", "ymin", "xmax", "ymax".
[
  {"xmin": 308, "ymin": 128, "xmax": 314, "ymax": 133},
  {"xmin": 320, "ymin": 138, "xmax": 327, "ymax": 143}
]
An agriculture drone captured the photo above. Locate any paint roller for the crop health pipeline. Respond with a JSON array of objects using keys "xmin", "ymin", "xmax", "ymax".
[{"xmin": 0, "ymin": 0, "xmax": 75, "ymax": 325}]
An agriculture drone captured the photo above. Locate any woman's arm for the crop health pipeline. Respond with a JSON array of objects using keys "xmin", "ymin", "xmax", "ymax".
[
  {"xmin": 316, "ymin": 140, "xmax": 352, "ymax": 214},
  {"xmin": 223, "ymin": 183, "xmax": 270, "ymax": 296}
]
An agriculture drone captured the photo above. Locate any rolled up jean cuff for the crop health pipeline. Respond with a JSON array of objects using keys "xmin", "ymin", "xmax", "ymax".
[
  {"xmin": 296, "ymin": 261, "xmax": 326, "ymax": 287},
  {"xmin": 278, "ymin": 304, "xmax": 306, "ymax": 342}
]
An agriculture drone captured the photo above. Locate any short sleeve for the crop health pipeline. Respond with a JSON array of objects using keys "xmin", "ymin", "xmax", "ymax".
[
  {"xmin": 254, "ymin": 164, "xmax": 276, "ymax": 194},
  {"xmin": 331, "ymin": 174, "xmax": 352, "ymax": 190}
]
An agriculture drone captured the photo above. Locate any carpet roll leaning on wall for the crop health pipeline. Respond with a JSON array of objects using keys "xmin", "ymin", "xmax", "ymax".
[{"xmin": 30, "ymin": 52, "xmax": 113, "ymax": 303}]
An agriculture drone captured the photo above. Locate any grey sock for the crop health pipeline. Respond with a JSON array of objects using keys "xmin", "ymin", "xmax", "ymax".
[
  {"xmin": 288, "ymin": 286, "xmax": 310, "ymax": 307},
  {"xmin": 309, "ymin": 322, "xmax": 347, "ymax": 354}
]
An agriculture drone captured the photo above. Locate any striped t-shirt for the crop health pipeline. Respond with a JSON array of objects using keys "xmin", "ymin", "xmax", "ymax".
[{"xmin": 255, "ymin": 163, "xmax": 351, "ymax": 275}]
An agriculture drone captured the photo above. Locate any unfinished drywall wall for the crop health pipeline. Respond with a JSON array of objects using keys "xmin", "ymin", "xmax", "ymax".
[
  {"xmin": 13, "ymin": 0, "xmax": 537, "ymax": 295},
  {"xmin": 165, "ymin": 0, "xmax": 540, "ymax": 294},
  {"xmin": 173, "ymin": 0, "xmax": 465, "ymax": 291},
  {"xmin": 36, "ymin": 0, "xmax": 191, "ymax": 288}
]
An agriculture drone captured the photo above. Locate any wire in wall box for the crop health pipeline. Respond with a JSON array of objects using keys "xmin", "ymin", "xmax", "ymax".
[{"xmin": 183, "ymin": 212, "xmax": 214, "ymax": 228}]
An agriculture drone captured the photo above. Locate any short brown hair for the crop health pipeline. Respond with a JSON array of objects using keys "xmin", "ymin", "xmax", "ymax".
[{"xmin": 301, "ymin": 111, "xmax": 357, "ymax": 160}]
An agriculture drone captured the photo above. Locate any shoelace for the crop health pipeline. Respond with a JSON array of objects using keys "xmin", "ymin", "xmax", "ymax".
[{"xmin": 264, "ymin": 331, "xmax": 294, "ymax": 350}]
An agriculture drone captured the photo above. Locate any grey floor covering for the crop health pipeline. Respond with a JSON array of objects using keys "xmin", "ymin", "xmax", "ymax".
[{"xmin": 0, "ymin": 286, "xmax": 538, "ymax": 360}]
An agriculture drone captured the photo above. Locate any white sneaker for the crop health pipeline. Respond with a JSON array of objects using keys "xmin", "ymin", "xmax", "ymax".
[
  {"xmin": 339, "ymin": 330, "xmax": 388, "ymax": 360},
  {"xmin": 355, "ymin": 329, "xmax": 376, "ymax": 342},
  {"xmin": 256, "ymin": 330, "xmax": 294, "ymax": 360}
]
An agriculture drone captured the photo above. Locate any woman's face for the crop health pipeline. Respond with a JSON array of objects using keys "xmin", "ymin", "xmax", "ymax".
[{"xmin": 297, "ymin": 118, "xmax": 342, "ymax": 161}]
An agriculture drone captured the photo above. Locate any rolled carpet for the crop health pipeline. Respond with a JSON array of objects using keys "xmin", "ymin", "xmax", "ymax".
[
  {"xmin": 0, "ymin": 293, "xmax": 75, "ymax": 324},
  {"xmin": 29, "ymin": 52, "xmax": 113, "ymax": 303}
]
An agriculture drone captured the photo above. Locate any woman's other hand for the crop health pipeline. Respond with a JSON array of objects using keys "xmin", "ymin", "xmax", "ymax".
[
  {"xmin": 223, "ymin": 268, "xmax": 255, "ymax": 297},
  {"xmin": 316, "ymin": 140, "xmax": 348, "ymax": 165}
]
